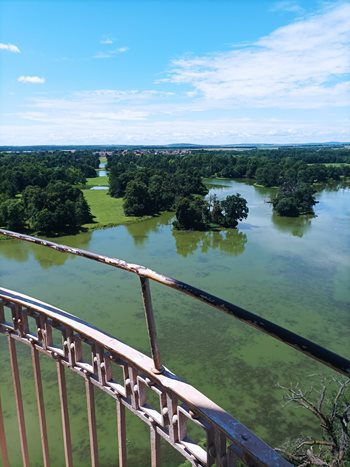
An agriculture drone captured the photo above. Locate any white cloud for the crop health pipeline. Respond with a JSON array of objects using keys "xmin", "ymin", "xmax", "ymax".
[
  {"xmin": 100, "ymin": 38, "xmax": 113, "ymax": 45},
  {"xmin": 164, "ymin": 3, "xmax": 350, "ymax": 109},
  {"xmin": 18, "ymin": 76, "xmax": 46, "ymax": 84},
  {"xmin": 93, "ymin": 46, "xmax": 129, "ymax": 59},
  {"xmin": 270, "ymin": 1, "xmax": 304, "ymax": 14},
  {"xmin": 0, "ymin": 42, "xmax": 20, "ymax": 53},
  {"xmin": 1, "ymin": 116, "xmax": 349, "ymax": 145}
]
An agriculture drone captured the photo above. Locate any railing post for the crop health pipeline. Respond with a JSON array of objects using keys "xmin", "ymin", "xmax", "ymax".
[
  {"xmin": 0, "ymin": 392, "xmax": 10, "ymax": 467},
  {"xmin": 56, "ymin": 360, "xmax": 73, "ymax": 467},
  {"xmin": 8, "ymin": 335, "xmax": 30, "ymax": 467},
  {"xmin": 85, "ymin": 378, "xmax": 99, "ymax": 467},
  {"xmin": 116, "ymin": 398, "xmax": 127, "ymax": 467},
  {"xmin": 139, "ymin": 277, "xmax": 163, "ymax": 374},
  {"xmin": 32, "ymin": 345, "xmax": 50, "ymax": 467}
]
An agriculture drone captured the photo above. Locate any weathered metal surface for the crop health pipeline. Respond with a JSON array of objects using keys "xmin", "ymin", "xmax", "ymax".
[
  {"xmin": 116, "ymin": 398, "xmax": 127, "ymax": 466},
  {"xmin": 32, "ymin": 345, "xmax": 50, "ymax": 467},
  {"xmin": 140, "ymin": 276, "xmax": 163, "ymax": 374},
  {"xmin": 8, "ymin": 334, "xmax": 30, "ymax": 467},
  {"xmin": 0, "ymin": 228, "xmax": 349, "ymax": 377},
  {"xmin": 85, "ymin": 379, "xmax": 99, "ymax": 467},
  {"xmin": 0, "ymin": 288, "xmax": 291, "ymax": 466},
  {"xmin": 150, "ymin": 424, "xmax": 160, "ymax": 467},
  {"xmin": 56, "ymin": 360, "xmax": 73, "ymax": 467}
]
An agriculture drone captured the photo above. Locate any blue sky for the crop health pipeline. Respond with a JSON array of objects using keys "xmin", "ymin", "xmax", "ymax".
[{"xmin": 0, "ymin": 0, "xmax": 349, "ymax": 145}]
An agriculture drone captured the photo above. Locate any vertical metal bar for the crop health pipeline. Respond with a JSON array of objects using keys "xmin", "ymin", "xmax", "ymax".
[
  {"xmin": 166, "ymin": 394, "xmax": 179, "ymax": 444},
  {"xmin": 8, "ymin": 335, "xmax": 30, "ymax": 467},
  {"xmin": 150, "ymin": 424, "xmax": 160, "ymax": 467},
  {"xmin": 0, "ymin": 392, "xmax": 10, "ymax": 467},
  {"xmin": 32, "ymin": 346, "xmax": 50, "ymax": 467},
  {"xmin": 139, "ymin": 277, "xmax": 163, "ymax": 373},
  {"xmin": 214, "ymin": 430, "xmax": 227, "ymax": 467},
  {"xmin": 56, "ymin": 360, "xmax": 73, "ymax": 467},
  {"xmin": 116, "ymin": 398, "xmax": 127, "ymax": 467},
  {"xmin": 85, "ymin": 379, "xmax": 99, "ymax": 467}
]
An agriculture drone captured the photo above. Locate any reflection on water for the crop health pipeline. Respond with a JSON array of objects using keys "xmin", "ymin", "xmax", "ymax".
[
  {"xmin": 173, "ymin": 228, "xmax": 247, "ymax": 257},
  {"xmin": 271, "ymin": 213, "xmax": 312, "ymax": 238},
  {"xmin": 125, "ymin": 212, "xmax": 173, "ymax": 246},
  {"xmin": 0, "ymin": 232, "xmax": 93, "ymax": 268},
  {"xmin": 90, "ymin": 186, "xmax": 108, "ymax": 190},
  {"xmin": 0, "ymin": 239, "xmax": 30, "ymax": 262}
]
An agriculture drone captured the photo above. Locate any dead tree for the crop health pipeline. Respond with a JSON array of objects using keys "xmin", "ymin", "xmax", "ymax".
[{"xmin": 276, "ymin": 377, "xmax": 350, "ymax": 466}]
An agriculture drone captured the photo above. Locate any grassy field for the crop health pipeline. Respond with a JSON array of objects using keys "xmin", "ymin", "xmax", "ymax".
[
  {"xmin": 82, "ymin": 189, "xmax": 142, "ymax": 229},
  {"xmin": 85, "ymin": 175, "xmax": 109, "ymax": 187}
]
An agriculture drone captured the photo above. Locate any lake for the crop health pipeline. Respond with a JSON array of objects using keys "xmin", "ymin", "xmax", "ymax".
[{"xmin": 0, "ymin": 179, "xmax": 349, "ymax": 466}]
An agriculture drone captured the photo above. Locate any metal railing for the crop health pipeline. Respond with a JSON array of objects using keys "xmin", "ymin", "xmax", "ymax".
[{"xmin": 0, "ymin": 229, "xmax": 349, "ymax": 467}]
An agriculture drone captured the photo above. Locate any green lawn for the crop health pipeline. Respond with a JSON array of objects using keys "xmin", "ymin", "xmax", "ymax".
[
  {"xmin": 85, "ymin": 175, "xmax": 109, "ymax": 187},
  {"xmin": 82, "ymin": 189, "xmax": 142, "ymax": 229}
]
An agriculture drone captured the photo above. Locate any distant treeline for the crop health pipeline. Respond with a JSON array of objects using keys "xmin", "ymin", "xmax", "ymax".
[
  {"xmin": 0, "ymin": 148, "xmax": 349, "ymax": 236},
  {"xmin": 107, "ymin": 148, "xmax": 350, "ymax": 222},
  {"xmin": 0, "ymin": 151, "xmax": 99, "ymax": 234}
]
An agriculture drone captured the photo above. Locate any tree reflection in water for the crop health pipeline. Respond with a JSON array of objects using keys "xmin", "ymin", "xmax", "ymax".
[
  {"xmin": 271, "ymin": 213, "xmax": 312, "ymax": 238},
  {"xmin": 173, "ymin": 229, "xmax": 247, "ymax": 257}
]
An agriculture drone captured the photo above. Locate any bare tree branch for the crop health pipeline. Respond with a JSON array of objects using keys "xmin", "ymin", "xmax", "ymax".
[{"xmin": 276, "ymin": 376, "xmax": 350, "ymax": 467}]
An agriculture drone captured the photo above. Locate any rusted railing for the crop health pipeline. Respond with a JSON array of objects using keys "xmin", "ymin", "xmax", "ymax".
[{"xmin": 0, "ymin": 229, "xmax": 349, "ymax": 467}]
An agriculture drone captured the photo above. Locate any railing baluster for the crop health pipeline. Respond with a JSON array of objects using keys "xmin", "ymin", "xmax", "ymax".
[
  {"xmin": 8, "ymin": 335, "xmax": 30, "ymax": 467},
  {"xmin": 139, "ymin": 277, "xmax": 163, "ymax": 374},
  {"xmin": 32, "ymin": 345, "xmax": 50, "ymax": 467},
  {"xmin": 56, "ymin": 360, "xmax": 73, "ymax": 467},
  {"xmin": 85, "ymin": 379, "xmax": 99, "ymax": 467},
  {"xmin": 116, "ymin": 398, "xmax": 127, "ymax": 467},
  {"xmin": 0, "ymin": 392, "xmax": 10, "ymax": 467},
  {"xmin": 150, "ymin": 424, "xmax": 160, "ymax": 467},
  {"xmin": 0, "ymin": 286, "xmax": 295, "ymax": 467}
]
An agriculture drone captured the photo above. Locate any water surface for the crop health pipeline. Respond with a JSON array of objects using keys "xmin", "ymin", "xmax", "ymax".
[{"xmin": 1, "ymin": 179, "xmax": 349, "ymax": 466}]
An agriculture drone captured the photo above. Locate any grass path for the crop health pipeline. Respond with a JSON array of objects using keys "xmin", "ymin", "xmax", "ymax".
[
  {"xmin": 85, "ymin": 175, "xmax": 109, "ymax": 187},
  {"xmin": 82, "ymin": 190, "xmax": 144, "ymax": 229}
]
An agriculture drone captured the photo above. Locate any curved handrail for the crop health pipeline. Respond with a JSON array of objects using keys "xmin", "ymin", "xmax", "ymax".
[
  {"xmin": 0, "ymin": 287, "xmax": 290, "ymax": 466},
  {"xmin": 1, "ymin": 228, "xmax": 349, "ymax": 377}
]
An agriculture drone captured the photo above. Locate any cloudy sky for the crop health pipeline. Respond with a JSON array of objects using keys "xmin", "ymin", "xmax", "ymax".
[{"xmin": 0, "ymin": 0, "xmax": 349, "ymax": 145}]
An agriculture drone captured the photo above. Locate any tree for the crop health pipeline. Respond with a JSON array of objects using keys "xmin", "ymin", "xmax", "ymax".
[
  {"xmin": 273, "ymin": 181, "xmax": 317, "ymax": 217},
  {"xmin": 22, "ymin": 181, "xmax": 92, "ymax": 234},
  {"xmin": 221, "ymin": 193, "xmax": 249, "ymax": 228},
  {"xmin": 124, "ymin": 180, "xmax": 151, "ymax": 216},
  {"xmin": 277, "ymin": 377, "xmax": 350, "ymax": 466},
  {"xmin": 173, "ymin": 197, "xmax": 209, "ymax": 230},
  {"xmin": 209, "ymin": 194, "xmax": 225, "ymax": 225},
  {"xmin": 0, "ymin": 198, "xmax": 26, "ymax": 231},
  {"xmin": 273, "ymin": 197, "xmax": 299, "ymax": 217}
]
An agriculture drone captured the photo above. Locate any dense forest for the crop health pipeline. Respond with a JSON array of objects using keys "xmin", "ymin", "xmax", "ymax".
[
  {"xmin": 107, "ymin": 147, "xmax": 350, "ymax": 226},
  {"xmin": 0, "ymin": 147, "xmax": 349, "ymax": 235},
  {"xmin": 0, "ymin": 151, "xmax": 99, "ymax": 234}
]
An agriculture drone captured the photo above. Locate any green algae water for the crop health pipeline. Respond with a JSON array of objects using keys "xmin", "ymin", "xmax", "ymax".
[{"xmin": 1, "ymin": 180, "xmax": 349, "ymax": 466}]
